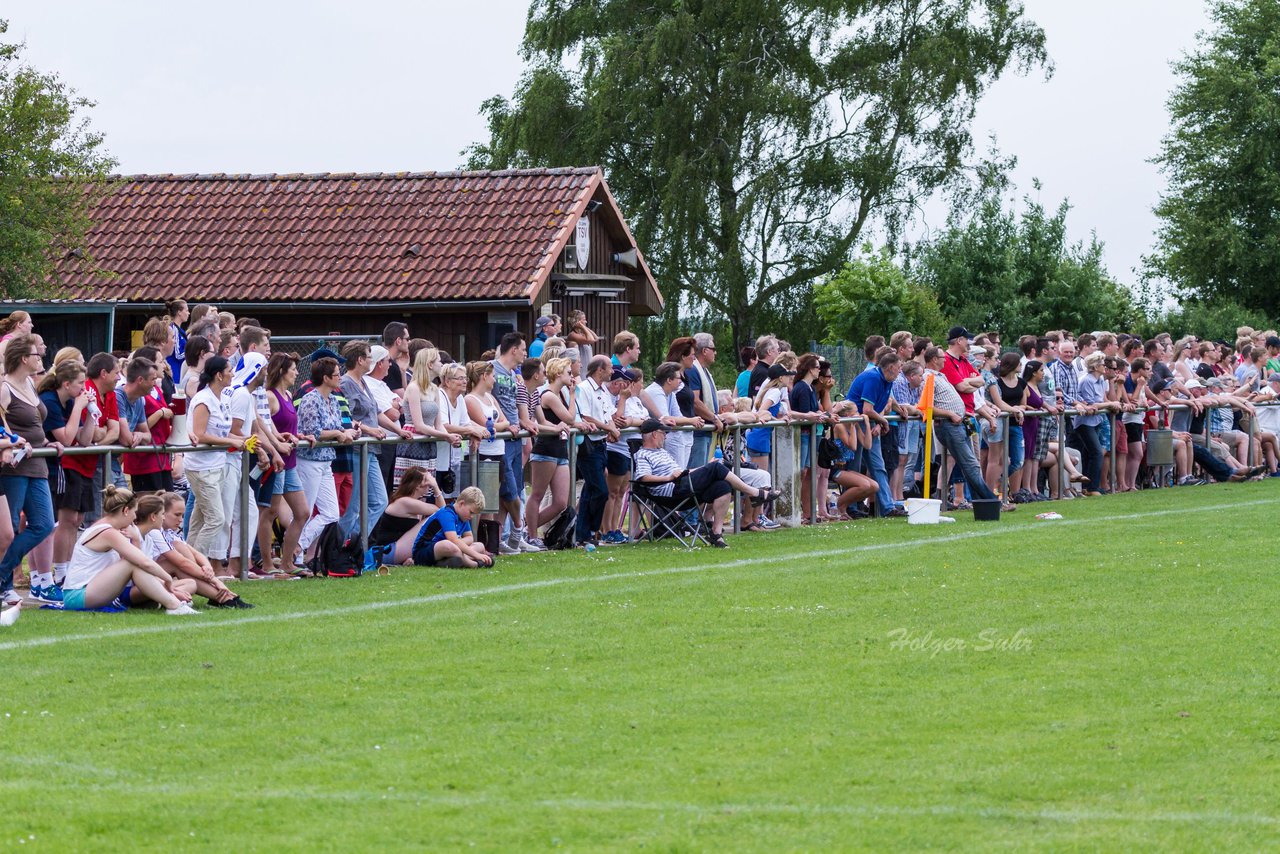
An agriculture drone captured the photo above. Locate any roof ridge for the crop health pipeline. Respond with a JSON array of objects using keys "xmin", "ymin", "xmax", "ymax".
[{"xmin": 102, "ymin": 166, "xmax": 604, "ymax": 182}]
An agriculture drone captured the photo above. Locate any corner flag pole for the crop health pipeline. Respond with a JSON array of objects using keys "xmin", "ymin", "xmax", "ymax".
[{"xmin": 919, "ymin": 374, "xmax": 936, "ymax": 499}]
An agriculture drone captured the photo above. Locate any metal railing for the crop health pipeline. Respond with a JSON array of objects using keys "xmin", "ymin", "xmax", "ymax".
[{"xmin": 14, "ymin": 398, "xmax": 1276, "ymax": 571}]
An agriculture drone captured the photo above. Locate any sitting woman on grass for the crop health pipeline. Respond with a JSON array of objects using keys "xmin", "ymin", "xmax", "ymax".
[
  {"xmin": 368, "ymin": 466, "xmax": 444, "ymax": 565},
  {"xmin": 136, "ymin": 492, "xmax": 252, "ymax": 609},
  {"xmin": 411, "ymin": 486, "xmax": 494, "ymax": 568},
  {"xmin": 61, "ymin": 485, "xmax": 199, "ymax": 615}
]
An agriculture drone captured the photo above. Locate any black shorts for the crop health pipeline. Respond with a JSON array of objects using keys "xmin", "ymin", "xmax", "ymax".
[
  {"xmin": 53, "ymin": 467, "xmax": 96, "ymax": 513},
  {"xmin": 129, "ymin": 470, "xmax": 174, "ymax": 494},
  {"xmin": 1124, "ymin": 423, "xmax": 1144, "ymax": 444},
  {"xmin": 606, "ymin": 450, "xmax": 632, "ymax": 477},
  {"xmin": 411, "ymin": 539, "xmax": 441, "ymax": 567}
]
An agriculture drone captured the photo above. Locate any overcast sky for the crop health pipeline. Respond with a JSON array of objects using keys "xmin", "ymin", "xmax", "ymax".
[{"xmin": 7, "ymin": 0, "xmax": 1211, "ymax": 289}]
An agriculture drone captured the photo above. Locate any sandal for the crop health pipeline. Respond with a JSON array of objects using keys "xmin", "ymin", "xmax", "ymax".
[
  {"xmin": 750, "ymin": 488, "xmax": 780, "ymax": 507},
  {"xmin": 952, "ymin": 500, "xmax": 973, "ymax": 511}
]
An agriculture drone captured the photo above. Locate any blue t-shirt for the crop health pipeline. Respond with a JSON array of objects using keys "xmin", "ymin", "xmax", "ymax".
[
  {"xmin": 735, "ymin": 369, "xmax": 751, "ymax": 398},
  {"xmin": 115, "ymin": 388, "xmax": 147, "ymax": 432},
  {"xmin": 529, "ymin": 334, "xmax": 547, "ymax": 359},
  {"xmin": 39, "ymin": 390, "xmax": 71, "ymax": 442},
  {"xmin": 414, "ymin": 504, "xmax": 470, "ymax": 552},
  {"xmin": 847, "ymin": 369, "xmax": 892, "ymax": 413}
]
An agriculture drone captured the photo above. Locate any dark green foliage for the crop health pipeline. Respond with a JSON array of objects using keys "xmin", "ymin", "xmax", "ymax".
[
  {"xmin": 469, "ymin": 0, "xmax": 1047, "ymax": 347},
  {"xmin": 0, "ymin": 20, "xmax": 115, "ymax": 299},
  {"xmin": 813, "ymin": 243, "xmax": 946, "ymax": 345},
  {"xmin": 1147, "ymin": 0, "xmax": 1280, "ymax": 317}
]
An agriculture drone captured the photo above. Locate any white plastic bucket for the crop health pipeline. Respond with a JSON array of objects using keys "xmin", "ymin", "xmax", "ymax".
[{"xmin": 906, "ymin": 497, "xmax": 941, "ymax": 525}]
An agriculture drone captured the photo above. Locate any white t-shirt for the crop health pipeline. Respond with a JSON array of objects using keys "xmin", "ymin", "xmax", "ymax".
[
  {"xmin": 367, "ymin": 375, "xmax": 396, "ymax": 415},
  {"xmin": 607, "ymin": 396, "xmax": 649, "ymax": 455},
  {"xmin": 439, "ymin": 393, "xmax": 470, "ymax": 466},
  {"xmin": 1256, "ymin": 397, "xmax": 1280, "ymax": 435},
  {"xmin": 228, "ymin": 386, "xmax": 257, "ymax": 437},
  {"xmin": 469, "ymin": 393, "xmax": 504, "ymax": 455},
  {"xmin": 186, "ymin": 387, "xmax": 232, "ymax": 471},
  {"xmin": 141, "ymin": 528, "xmax": 173, "ymax": 561}
]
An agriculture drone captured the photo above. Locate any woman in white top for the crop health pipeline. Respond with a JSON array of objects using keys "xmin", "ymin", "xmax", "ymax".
[
  {"xmin": 464, "ymin": 360, "xmax": 509, "ymax": 521},
  {"xmin": 136, "ymin": 492, "xmax": 249, "ymax": 608},
  {"xmin": 438, "ymin": 363, "xmax": 488, "ymax": 499},
  {"xmin": 61, "ymin": 486, "xmax": 197, "ymax": 614},
  {"xmin": 603, "ymin": 368, "xmax": 650, "ymax": 541},
  {"xmin": 185, "ymin": 357, "xmax": 245, "ymax": 557}
]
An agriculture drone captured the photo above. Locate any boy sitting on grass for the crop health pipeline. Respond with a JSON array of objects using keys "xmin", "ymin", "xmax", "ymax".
[{"xmin": 410, "ymin": 487, "xmax": 494, "ymax": 568}]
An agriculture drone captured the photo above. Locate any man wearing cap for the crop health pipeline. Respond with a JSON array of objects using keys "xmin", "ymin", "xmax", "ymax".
[
  {"xmin": 847, "ymin": 352, "xmax": 907, "ymax": 517},
  {"xmin": 529, "ymin": 315, "xmax": 560, "ymax": 359},
  {"xmin": 633, "ymin": 418, "xmax": 776, "ymax": 548},
  {"xmin": 687, "ymin": 332, "xmax": 722, "ymax": 467},
  {"xmin": 575, "ymin": 355, "xmax": 621, "ymax": 546}
]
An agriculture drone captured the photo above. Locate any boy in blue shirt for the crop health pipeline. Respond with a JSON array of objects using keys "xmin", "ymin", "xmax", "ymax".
[{"xmin": 411, "ymin": 487, "xmax": 494, "ymax": 568}]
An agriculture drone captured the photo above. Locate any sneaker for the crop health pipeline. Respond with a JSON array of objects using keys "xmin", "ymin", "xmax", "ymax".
[
  {"xmin": 758, "ymin": 516, "xmax": 782, "ymax": 530},
  {"xmin": 844, "ymin": 504, "xmax": 869, "ymax": 520},
  {"xmin": 0, "ymin": 604, "xmax": 19, "ymax": 627},
  {"xmin": 883, "ymin": 507, "xmax": 909, "ymax": 518},
  {"xmin": 165, "ymin": 604, "xmax": 200, "ymax": 616},
  {"xmin": 29, "ymin": 583, "xmax": 63, "ymax": 604},
  {"xmin": 1, "ymin": 588, "xmax": 22, "ymax": 607},
  {"xmin": 498, "ymin": 540, "xmax": 520, "ymax": 555},
  {"xmin": 231, "ymin": 597, "xmax": 255, "ymax": 609},
  {"xmin": 517, "ymin": 533, "xmax": 541, "ymax": 553},
  {"xmin": 524, "ymin": 537, "xmax": 547, "ymax": 552}
]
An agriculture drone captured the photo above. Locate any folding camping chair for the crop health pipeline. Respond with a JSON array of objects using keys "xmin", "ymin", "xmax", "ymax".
[{"xmin": 628, "ymin": 473, "xmax": 714, "ymax": 549}]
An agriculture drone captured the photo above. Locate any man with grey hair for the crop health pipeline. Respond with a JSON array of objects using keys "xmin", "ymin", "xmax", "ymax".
[
  {"xmin": 748, "ymin": 335, "xmax": 779, "ymax": 398},
  {"xmin": 687, "ymin": 332, "xmax": 723, "ymax": 466}
]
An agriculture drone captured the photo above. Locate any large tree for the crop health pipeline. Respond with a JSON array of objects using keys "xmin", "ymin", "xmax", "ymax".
[
  {"xmin": 1148, "ymin": 0, "xmax": 1280, "ymax": 317},
  {"xmin": 469, "ymin": 0, "xmax": 1047, "ymax": 346},
  {"xmin": 0, "ymin": 19, "xmax": 114, "ymax": 299},
  {"xmin": 910, "ymin": 177, "xmax": 1143, "ymax": 336}
]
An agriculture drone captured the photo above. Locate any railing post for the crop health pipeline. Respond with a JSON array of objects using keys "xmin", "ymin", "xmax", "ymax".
[
  {"xmin": 938, "ymin": 423, "xmax": 949, "ymax": 510},
  {"xmin": 809, "ymin": 423, "xmax": 819, "ymax": 525},
  {"xmin": 1108, "ymin": 413, "xmax": 1118, "ymax": 491},
  {"xmin": 1056, "ymin": 411, "xmax": 1068, "ymax": 499},
  {"xmin": 999, "ymin": 412, "xmax": 1010, "ymax": 501},
  {"xmin": 731, "ymin": 424, "xmax": 742, "ymax": 535},
  {"xmin": 358, "ymin": 439, "xmax": 370, "ymax": 553},
  {"xmin": 567, "ymin": 428, "xmax": 578, "ymax": 513},
  {"xmin": 238, "ymin": 445, "xmax": 252, "ymax": 582}
]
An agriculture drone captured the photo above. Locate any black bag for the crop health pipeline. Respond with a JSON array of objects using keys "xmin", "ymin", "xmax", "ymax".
[
  {"xmin": 436, "ymin": 468, "xmax": 456, "ymax": 495},
  {"xmin": 817, "ymin": 436, "xmax": 841, "ymax": 470},
  {"xmin": 306, "ymin": 522, "xmax": 364, "ymax": 578},
  {"xmin": 543, "ymin": 508, "xmax": 577, "ymax": 551},
  {"xmin": 477, "ymin": 519, "xmax": 501, "ymax": 555}
]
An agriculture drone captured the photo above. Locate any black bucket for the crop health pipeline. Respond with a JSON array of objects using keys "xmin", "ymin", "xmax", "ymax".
[{"xmin": 972, "ymin": 499, "xmax": 1001, "ymax": 522}]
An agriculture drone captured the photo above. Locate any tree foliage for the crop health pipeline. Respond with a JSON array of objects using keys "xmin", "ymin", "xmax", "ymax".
[
  {"xmin": 909, "ymin": 178, "xmax": 1142, "ymax": 336},
  {"xmin": 469, "ymin": 0, "xmax": 1047, "ymax": 346},
  {"xmin": 813, "ymin": 243, "xmax": 944, "ymax": 345},
  {"xmin": 0, "ymin": 20, "xmax": 114, "ymax": 299},
  {"xmin": 1147, "ymin": 0, "xmax": 1280, "ymax": 317}
]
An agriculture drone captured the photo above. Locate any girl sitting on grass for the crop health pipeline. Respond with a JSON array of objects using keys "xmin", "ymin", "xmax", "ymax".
[
  {"xmin": 368, "ymin": 466, "xmax": 444, "ymax": 566},
  {"xmin": 410, "ymin": 486, "xmax": 494, "ymax": 568},
  {"xmin": 61, "ymin": 485, "xmax": 198, "ymax": 615},
  {"xmin": 136, "ymin": 492, "xmax": 252, "ymax": 609}
]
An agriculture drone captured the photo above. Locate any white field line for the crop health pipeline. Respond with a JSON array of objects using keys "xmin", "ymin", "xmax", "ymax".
[
  {"xmin": 0, "ymin": 497, "xmax": 1267, "ymax": 653},
  {"xmin": 6, "ymin": 775, "xmax": 1275, "ymax": 828}
]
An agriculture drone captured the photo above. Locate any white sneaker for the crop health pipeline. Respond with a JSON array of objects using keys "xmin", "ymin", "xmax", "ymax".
[
  {"xmin": 524, "ymin": 537, "xmax": 547, "ymax": 552},
  {"xmin": 0, "ymin": 604, "xmax": 19, "ymax": 627},
  {"xmin": 166, "ymin": 604, "xmax": 200, "ymax": 616},
  {"xmin": 518, "ymin": 534, "xmax": 541, "ymax": 553},
  {"xmin": 1, "ymin": 589, "xmax": 21, "ymax": 607},
  {"xmin": 499, "ymin": 540, "xmax": 521, "ymax": 556}
]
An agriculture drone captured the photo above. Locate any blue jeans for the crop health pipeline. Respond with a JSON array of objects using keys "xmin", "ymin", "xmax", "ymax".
[
  {"xmin": 934, "ymin": 421, "xmax": 998, "ymax": 501},
  {"xmin": 575, "ymin": 440, "xmax": 608, "ymax": 541},
  {"xmin": 1007, "ymin": 424, "xmax": 1025, "ymax": 474},
  {"xmin": 0, "ymin": 475, "xmax": 55, "ymax": 591},
  {"xmin": 865, "ymin": 435, "xmax": 895, "ymax": 516},
  {"xmin": 689, "ymin": 432, "xmax": 713, "ymax": 469},
  {"xmin": 339, "ymin": 450, "xmax": 388, "ymax": 541}
]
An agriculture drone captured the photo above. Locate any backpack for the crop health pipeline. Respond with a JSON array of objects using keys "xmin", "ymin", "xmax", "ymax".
[
  {"xmin": 307, "ymin": 522, "xmax": 365, "ymax": 577},
  {"xmin": 543, "ymin": 508, "xmax": 577, "ymax": 551}
]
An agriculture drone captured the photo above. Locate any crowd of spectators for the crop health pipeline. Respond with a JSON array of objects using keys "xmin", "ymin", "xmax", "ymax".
[{"xmin": 0, "ymin": 302, "xmax": 1276, "ymax": 619}]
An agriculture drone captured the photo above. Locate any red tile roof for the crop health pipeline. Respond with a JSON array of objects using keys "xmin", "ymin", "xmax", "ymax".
[{"xmin": 54, "ymin": 167, "xmax": 656, "ymax": 306}]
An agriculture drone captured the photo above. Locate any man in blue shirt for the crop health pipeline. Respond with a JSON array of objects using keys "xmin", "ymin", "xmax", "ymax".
[
  {"xmin": 528, "ymin": 315, "xmax": 559, "ymax": 359},
  {"xmin": 847, "ymin": 352, "xmax": 906, "ymax": 517}
]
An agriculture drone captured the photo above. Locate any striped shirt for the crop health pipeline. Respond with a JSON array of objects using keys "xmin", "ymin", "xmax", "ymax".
[
  {"xmin": 634, "ymin": 446, "xmax": 678, "ymax": 497},
  {"xmin": 891, "ymin": 373, "xmax": 922, "ymax": 407},
  {"xmin": 924, "ymin": 370, "xmax": 966, "ymax": 418}
]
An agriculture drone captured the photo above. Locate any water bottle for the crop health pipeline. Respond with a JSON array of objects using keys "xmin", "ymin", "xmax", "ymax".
[
  {"xmin": 486, "ymin": 414, "xmax": 495, "ymax": 439},
  {"xmin": 713, "ymin": 447, "xmax": 723, "ymax": 462}
]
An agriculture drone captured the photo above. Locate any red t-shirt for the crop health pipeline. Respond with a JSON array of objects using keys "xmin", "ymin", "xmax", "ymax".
[
  {"xmin": 124, "ymin": 391, "xmax": 172, "ymax": 475},
  {"xmin": 941, "ymin": 352, "xmax": 979, "ymax": 414}
]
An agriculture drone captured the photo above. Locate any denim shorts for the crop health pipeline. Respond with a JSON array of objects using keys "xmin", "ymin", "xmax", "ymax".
[
  {"xmin": 530, "ymin": 453, "xmax": 568, "ymax": 466},
  {"xmin": 272, "ymin": 465, "xmax": 303, "ymax": 495},
  {"xmin": 897, "ymin": 422, "xmax": 921, "ymax": 456}
]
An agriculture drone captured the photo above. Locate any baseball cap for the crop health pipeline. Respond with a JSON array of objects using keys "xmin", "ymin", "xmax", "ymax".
[
  {"xmin": 535, "ymin": 315, "xmax": 555, "ymax": 330},
  {"xmin": 639, "ymin": 418, "xmax": 669, "ymax": 434},
  {"xmin": 767, "ymin": 363, "xmax": 796, "ymax": 380},
  {"xmin": 304, "ymin": 346, "xmax": 344, "ymax": 367},
  {"xmin": 611, "ymin": 366, "xmax": 638, "ymax": 383},
  {"xmin": 369, "ymin": 345, "xmax": 390, "ymax": 364},
  {"xmin": 1184, "ymin": 378, "xmax": 1204, "ymax": 390},
  {"xmin": 946, "ymin": 326, "xmax": 972, "ymax": 342}
]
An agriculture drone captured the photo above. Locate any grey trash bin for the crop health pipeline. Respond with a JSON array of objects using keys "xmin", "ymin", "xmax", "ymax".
[{"xmin": 1145, "ymin": 428, "xmax": 1174, "ymax": 467}]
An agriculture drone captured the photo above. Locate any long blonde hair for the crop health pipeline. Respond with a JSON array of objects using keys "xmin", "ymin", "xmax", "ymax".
[{"xmin": 411, "ymin": 346, "xmax": 440, "ymax": 400}]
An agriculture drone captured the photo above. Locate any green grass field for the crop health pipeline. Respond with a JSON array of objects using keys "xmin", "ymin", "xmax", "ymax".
[{"xmin": 2, "ymin": 482, "xmax": 1278, "ymax": 851}]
